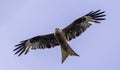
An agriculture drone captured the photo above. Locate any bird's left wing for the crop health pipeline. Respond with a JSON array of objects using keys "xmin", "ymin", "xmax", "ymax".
[
  {"xmin": 13, "ymin": 33, "xmax": 59, "ymax": 56},
  {"xmin": 62, "ymin": 9, "xmax": 106, "ymax": 41}
]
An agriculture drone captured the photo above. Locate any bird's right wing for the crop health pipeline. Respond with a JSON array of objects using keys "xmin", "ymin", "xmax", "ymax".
[{"xmin": 13, "ymin": 33, "xmax": 59, "ymax": 56}]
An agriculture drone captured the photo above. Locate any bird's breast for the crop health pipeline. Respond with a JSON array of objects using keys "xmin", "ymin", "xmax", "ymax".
[{"xmin": 54, "ymin": 31, "xmax": 67, "ymax": 45}]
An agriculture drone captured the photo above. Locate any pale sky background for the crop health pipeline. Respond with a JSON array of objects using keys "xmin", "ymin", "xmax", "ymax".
[{"xmin": 0, "ymin": 0, "xmax": 120, "ymax": 70}]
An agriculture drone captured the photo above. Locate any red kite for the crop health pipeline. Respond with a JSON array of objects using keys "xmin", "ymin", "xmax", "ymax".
[{"xmin": 13, "ymin": 9, "xmax": 105, "ymax": 63}]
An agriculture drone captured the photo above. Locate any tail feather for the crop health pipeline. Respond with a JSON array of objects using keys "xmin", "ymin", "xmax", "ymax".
[
  {"xmin": 61, "ymin": 43, "xmax": 79, "ymax": 63},
  {"xmin": 61, "ymin": 47, "xmax": 69, "ymax": 63}
]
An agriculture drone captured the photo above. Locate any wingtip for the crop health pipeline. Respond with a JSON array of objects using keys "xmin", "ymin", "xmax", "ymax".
[{"xmin": 62, "ymin": 60, "xmax": 64, "ymax": 64}]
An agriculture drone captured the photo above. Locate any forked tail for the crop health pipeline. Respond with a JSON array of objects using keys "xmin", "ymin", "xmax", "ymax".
[{"xmin": 61, "ymin": 43, "xmax": 79, "ymax": 63}]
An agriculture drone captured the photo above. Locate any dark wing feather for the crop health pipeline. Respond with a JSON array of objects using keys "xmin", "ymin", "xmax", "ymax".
[
  {"xmin": 13, "ymin": 33, "xmax": 59, "ymax": 56},
  {"xmin": 62, "ymin": 9, "xmax": 106, "ymax": 41}
]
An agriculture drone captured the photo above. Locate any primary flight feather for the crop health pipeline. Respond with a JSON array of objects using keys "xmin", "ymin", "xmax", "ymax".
[{"xmin": 13, "ymin": 9, "xmax": 106, "ymax": 63}]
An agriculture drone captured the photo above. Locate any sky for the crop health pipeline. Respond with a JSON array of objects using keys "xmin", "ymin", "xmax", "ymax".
[{"xmin": 0, "ymin": 0, "xmax": 120, "ymax": 70}]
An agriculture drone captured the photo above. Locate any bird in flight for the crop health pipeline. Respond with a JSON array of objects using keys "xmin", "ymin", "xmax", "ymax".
[{"xmin": 13, "ymin": 9, "xmax": 106, "ymax": 63}]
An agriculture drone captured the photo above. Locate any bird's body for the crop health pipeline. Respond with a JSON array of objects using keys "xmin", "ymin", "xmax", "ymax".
[
  {"xmin": 13, "ymin": 9, "xmax": 106, "ymax": 63},
  {"xmin": 54, "ymin": 28, "xmax": 79, "ymax": 63}
]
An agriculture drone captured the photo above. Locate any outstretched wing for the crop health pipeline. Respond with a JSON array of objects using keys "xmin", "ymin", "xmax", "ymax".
[
  {"xmin": 62, "ymin": 9, "xmax": 106, "ymax": 41},
  {"xmin": 13, "ymin": 33, "xmax": 59, "ymax": 56}
]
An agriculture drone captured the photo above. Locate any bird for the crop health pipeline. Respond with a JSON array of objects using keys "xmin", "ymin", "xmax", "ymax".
[{"xmin": 13, "ymin": 9, "xmax": 106, "ymax": 63}]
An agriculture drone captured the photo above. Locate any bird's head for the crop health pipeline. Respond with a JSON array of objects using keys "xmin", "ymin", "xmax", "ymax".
[
  {"xmin": 54, "ymin": 28, "xmax": 61, "ymax": 34},
  {"xmin": 55, "ymin": 28, "xmax": 60, "ymax": 31}
]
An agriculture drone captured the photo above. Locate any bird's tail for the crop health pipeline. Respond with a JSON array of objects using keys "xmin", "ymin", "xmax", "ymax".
[{"xmin": 61, "ymin": 43, "xmax": 79, "ymax": 63}]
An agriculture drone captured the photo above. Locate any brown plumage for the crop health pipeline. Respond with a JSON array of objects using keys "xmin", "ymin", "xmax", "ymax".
[{"xmin": 13, "ymin": 9, "xmax": 106, "ymax": 63}]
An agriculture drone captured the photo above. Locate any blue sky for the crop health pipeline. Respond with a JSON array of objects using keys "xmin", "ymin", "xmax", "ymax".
[{"xmin": 0, "ymin": 0, "xmax": 120, "ymax": 70}]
